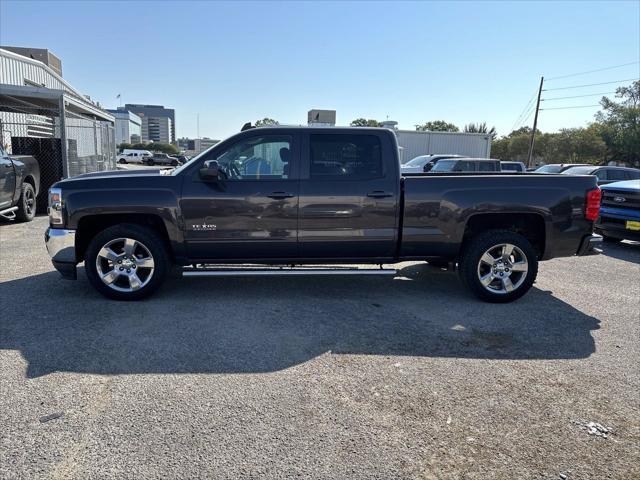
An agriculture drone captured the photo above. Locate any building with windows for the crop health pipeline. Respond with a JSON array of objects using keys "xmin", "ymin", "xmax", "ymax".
[
  {"xmin": 124, "ymin": 104, "xmax": 175, "ymax": 144},
  {"xmin": 106, "ymin": 109, "xmax": 142, "ymax": 145},
  {"xmin": 178, "ymin": 137, "xmax": 219, "ymax": 155}
]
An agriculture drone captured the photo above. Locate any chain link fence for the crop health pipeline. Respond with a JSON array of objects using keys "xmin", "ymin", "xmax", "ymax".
[{"xmin": 0, "ymin": 102, "xmax": 116, "ymax": 211}]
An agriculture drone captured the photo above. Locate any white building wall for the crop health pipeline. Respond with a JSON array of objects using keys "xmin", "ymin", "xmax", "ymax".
[{"xmin": 396, "ymin": 130, "xmax": 492, "ymax": 163}]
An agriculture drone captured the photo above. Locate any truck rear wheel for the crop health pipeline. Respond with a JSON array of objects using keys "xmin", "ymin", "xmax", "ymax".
[
  {"xmin": 459, "ymin": 230, "xmax": 538, "ymax": 303},
  {"xmin": 84, "ymin": 224, "xmax": 169, "ymax": 300},
  {"xmin": 15, "ymin": 183, "xmax": 36, "ymax": 222}
]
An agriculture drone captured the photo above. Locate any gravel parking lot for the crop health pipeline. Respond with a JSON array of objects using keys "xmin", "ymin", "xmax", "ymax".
[{"xmin": 1, "ymin": 216, "xmax": 639, "ymax": 479}]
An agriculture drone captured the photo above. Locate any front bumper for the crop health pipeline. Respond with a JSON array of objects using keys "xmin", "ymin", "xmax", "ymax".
[
  {"xmin": 45, "ymin": 228, "xmax": 77, "ymax": 279},
  {"xmin": 576, "ymin": 233, "xmax": 603, "ymax": 256},
  {"xmin": 596, "ymin": 216, "xmax": 640, "ymax": 241}
]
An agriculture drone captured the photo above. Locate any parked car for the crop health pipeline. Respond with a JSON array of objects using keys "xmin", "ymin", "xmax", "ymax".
[
  {"xmin": 534, "ymin": 163, "xmax": 590, "ymax": 173},
  {"xmin": 401, "ymin": 154, "xmax": 467, "ymax": 174},
  {"xmin": 561, "ymin": 165, "xmax": 640, "ymax": 185},
  {"xmin": 429, "ymin": 158, "xmax": 502, "ymax": 172},
  {"xmin": 145, "ymin": 153, "xmax": 181, "ymax": 166},
  {"xmin": 500, "ymin": 161, "xmax": 526, "ymax": 173},
  {"xmin": 0, "ymin": 145, "xmax": 40, "ymax": 222},
  {"xmin": 117, "ymin": 149, "xmax": 153, "ymax": 164},
  {"xmin": 595, "ymin": 179, "xmax": 640, "ymax": 242},
  {"xmin": 45, "ymin": 126, "xmax": 601, "ymax": 303}
]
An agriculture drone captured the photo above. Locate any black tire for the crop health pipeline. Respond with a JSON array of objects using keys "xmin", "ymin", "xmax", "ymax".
[
  {"xmin": 15, "ymin": 182, "xmax": 36, "ymax": 222},
  {"xmin": 146, "ymin": 159, "xmax": 155, "ymax": 166},
  {"xmin": 459, "ymin": 229, "xmax": 538, "ymax": 303},
  {"xmin": 118, "ymin": 158, "xmax": 127, "ymax": 164},
  {"xmin": 84, "ymin": 224, "xmax": 169, "ymax": 300}
]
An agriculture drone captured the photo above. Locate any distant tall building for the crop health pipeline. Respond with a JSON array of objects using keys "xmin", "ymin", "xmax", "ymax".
[
  {"xmin": 106, "ymin": 109, "xmax": 142, "ymax": 145},
  {"xmin": 124, "ymin": 104, "xmax": 176, "ymax": 144},
  {"xmin": 0, "ymin": 46, "xmax": 62, "ymax": 76},
  {"xmin": 178, "ymin": 137, "xmax": 219, "ymax": 155}
]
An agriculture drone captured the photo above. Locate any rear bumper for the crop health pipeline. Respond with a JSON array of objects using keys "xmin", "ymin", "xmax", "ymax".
[
  {"xmin": 576, "ymin": 233, "xmax": 603, "ymax": 256},
  {"xmin": 45, "ymin": 228, "xmax": 77, "ymax": 279}
]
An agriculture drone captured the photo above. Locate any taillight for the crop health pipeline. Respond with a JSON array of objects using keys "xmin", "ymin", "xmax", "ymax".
[{"xmin": 585, "ymin": 188, "xmax": 601, "ymax": 221}]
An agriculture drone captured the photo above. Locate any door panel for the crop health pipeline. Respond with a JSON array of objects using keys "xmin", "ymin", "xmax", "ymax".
[
  {"xmin": 0, "ymin": 152, "xmax": 16, "ymax": 208},
  {"xmin": 180, "ymin": 134, "xmax": 299, "ymax": 260},
  {"xmin": 298, "ymin": 133, "xmax": 398, "ymax": 259}
]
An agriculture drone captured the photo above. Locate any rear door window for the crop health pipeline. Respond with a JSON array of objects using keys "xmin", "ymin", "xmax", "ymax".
[
  {"xmin": 453, "ymin": 161, "xmax": 476, "ymax": 172},
  {"xmin": 478, "ymin": 162, "xmax": 497, "ymax": 172},
  {"xmin": 309, "ymin": 134, "xmax": 382, "ymax": 179},
  {"xmin": 607, "ymin": 169, "xmax": 628, "ymax": 181}
]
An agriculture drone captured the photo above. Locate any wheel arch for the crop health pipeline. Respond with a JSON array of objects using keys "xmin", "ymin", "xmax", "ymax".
[
  {"xmin": 460, "ymin": 212, "xmax": 546, "ymax": 259},
  {"xmin": 75, "ymin": 214, "xmax": 172, "ymax": 263}
]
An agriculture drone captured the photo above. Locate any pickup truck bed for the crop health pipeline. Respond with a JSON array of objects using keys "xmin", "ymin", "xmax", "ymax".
[{"xmin": 45, "ymin": 126, "xmax": 601, "ymax": 303}]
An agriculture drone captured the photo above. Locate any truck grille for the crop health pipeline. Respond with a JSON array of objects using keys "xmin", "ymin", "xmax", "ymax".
[{"xmin": 601, "ymin": 189, "xmax": 640, "ymax": 212}]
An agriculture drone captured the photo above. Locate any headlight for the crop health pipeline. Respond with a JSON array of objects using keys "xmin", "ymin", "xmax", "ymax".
[{"xmin": 48, "ymin": 187, "xmax": 63, "ymax": 225}]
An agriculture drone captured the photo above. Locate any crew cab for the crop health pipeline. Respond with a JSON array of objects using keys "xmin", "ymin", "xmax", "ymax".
[
  {"xmin": 45, "ymin": 126, "xmax": 602, "ymax": 303},
  {"xmin": 0, "ymin": 145, "xmax": 40, "ymax": 222}
]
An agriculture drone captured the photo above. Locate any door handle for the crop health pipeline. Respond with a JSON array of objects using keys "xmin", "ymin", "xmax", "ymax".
[
  {"xmin": 267, "ymin": 191, "xmax": 295, "ymax": 200},
  {"xmin": 366, "ymin": 191, "xmax": 393, "ymax": 198}
]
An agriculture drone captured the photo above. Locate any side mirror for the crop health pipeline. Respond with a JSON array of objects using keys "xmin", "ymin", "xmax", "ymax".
[{"xmin": 199, "ymin": 160, "xmax": 220, "ymax": 181}]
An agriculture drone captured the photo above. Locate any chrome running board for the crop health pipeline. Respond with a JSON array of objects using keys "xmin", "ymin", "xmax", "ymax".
[
  {"xmin": 183, "ymin": 266, "xmax": 397, "ymax": 277},
  {"xmin": 0, "ymin": 206, "xmax": 17, "ymax": 220}
]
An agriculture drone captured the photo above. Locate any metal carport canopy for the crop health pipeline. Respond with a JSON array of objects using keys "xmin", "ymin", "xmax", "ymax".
[
  {"xmin": 0, "ymin": 84, "xmax": 115, "ymax": 178},
  {"xmin": 0, "ymin": 83, "xmax": 114, "ymax": 121}
]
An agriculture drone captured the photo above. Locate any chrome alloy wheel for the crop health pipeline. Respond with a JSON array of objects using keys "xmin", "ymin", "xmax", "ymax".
[
  {"xmin": 476, "ymin": 243, "xmax": 528, "ymax": 294},
  {"xmin": 95, "ymin": 237, "xmax": 155, "ymax": 292},
  {"xmin": 25, "ymin": 187, "xmax": 35, "ymax": 216}
]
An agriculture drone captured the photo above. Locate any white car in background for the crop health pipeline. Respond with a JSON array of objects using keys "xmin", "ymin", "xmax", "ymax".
[
  {"xmin": 400, "ymin": 154, "xmax": 467, "ymax": 174},
  {"xmin": 117, "ymin": 149, "xmax": 153, "ymax": 164}
]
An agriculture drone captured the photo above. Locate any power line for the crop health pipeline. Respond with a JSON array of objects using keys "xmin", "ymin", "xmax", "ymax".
[
  {"xmin": 512, "ymin": 103, "xmax": 535, "ymax": 131},
  {"xmin": 546, "ymin": 61, "xmax": 639, "ymax": 81},
  {"xmin": 539, "ymin": 104, "xmax": 601, "ymax": 111},
  {"xmin": 511, "ymin": 89, "xmax": 538, "ymax": 131},
  {"xmin": 543, "ymin": 78, "xmax": 638, "ymax": 91},
  {"xmin": 542, "ymin": 91, "xmax": 616, "ymax": 101}
]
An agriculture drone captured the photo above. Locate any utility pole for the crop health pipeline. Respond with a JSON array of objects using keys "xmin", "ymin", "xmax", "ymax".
[{"xmin": 527, "ymin": 76, "xmax": 544, "ymax": 167}]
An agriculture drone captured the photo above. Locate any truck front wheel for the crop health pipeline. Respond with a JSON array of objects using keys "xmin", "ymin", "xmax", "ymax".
[
  {"xmin": 84, "ymin": 224, "xmax": 169, "ymax": 300},
  {"xmin": 459, "ymin": 230, "xmax": 538, "ymax": 303},
  {"xmin": 15, "ymin": 183, "xmax": 36, "ymax": 222}
]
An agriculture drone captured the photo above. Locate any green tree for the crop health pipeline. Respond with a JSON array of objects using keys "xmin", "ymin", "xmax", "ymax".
[
  {"xmin": 463, "ymin": 122, "xmax": 497, "ymax": 140},
  {"xmin": 595, "ymin": 80, "xmax": 640, "ymax": 167},
  {"xmin": 416, "ymin": 120, "xmax": 459, "ymax": 132},
  {"xmin": 350, "ymin": 118, "xmax": 382, "ymax": 127},
  {"xmin": 255, "ymin": 118, "xmax": 279, "ymax": 127}
]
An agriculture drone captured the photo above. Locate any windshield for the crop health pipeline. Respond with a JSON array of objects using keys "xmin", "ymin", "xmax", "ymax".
[
  {"xmin": 562, "ymin": 166, "xmax": 597, "ymax": 175},
  {"xmin": 404, "ymin": 156, "xmax": 429, "ymax": 167},
  {"xmin": 403, "ymin": 155, "xmax": 431, "ymax": 167},
  {"xmin": 535, "ymin": 165, "xmax": 562, "ymax": 173}
]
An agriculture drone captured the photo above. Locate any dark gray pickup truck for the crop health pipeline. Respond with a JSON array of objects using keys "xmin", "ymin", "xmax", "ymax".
[
  {"xmin": 45, "ymin": 126, "xmax": 602, "ymax": 302},
  {"xmin": 0, "ymin": 145, "xmax": 40, "ymax": 222}
]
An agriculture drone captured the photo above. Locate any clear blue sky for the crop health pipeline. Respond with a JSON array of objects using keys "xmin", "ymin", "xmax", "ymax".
[{"xmin": 1, "ymin": 1, "xmax": 638, "ymax": 140}]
